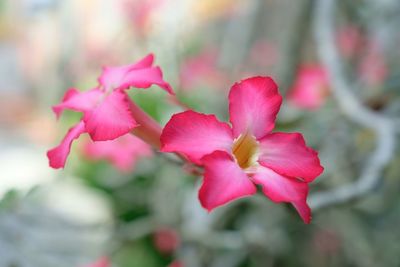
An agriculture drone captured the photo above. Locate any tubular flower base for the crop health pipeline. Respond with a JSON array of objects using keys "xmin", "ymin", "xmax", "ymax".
[
  {"xmin": 161, "ymin": 77, "xmax": 324, "ymax": 223},
  {"xmin": 47, "ymin": 53, "xmax": 172, "ymax": 169}
]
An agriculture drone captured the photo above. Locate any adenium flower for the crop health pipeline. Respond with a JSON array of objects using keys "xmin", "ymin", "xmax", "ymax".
[
  {"xmin": 358, "ymin": 42, "xmax": 388, "ymax": 87},
  {"xmin": 336, "ymin": 25, "xmax": 363, "ymax": 57},
  {"xmin": 288, "ymin": 65, "xmax": 330, "ymax": 110},
  {"xmin": 48, "ymin": 53, "xmax": 172, "ymax": 169},
  {"xmin": 82, "ymin": 134, "xmax": 153, "ymax": 172},
  {"xmin": 161, "ymin": 77, "xmax": 323, "ymax": 223},
  {"xmin": 122, "ymin": 0, "xmax": 166, "ymax": 35},
  {"xmin": 153, "ymin": 227, "xmax": 180, "ymax": 254},
  {"xmin": 179, "ymin": 48, "xmax": 226, "ymax": 91}
]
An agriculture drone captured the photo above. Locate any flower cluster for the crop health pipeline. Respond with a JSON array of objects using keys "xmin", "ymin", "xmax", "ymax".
[
  {"xmin": 48, "ymin": 54, "xmax": 324, "ymax": 224},
  {"xmin": 48, "ymin": 54, "xmax": 172, "ymax": 169}
]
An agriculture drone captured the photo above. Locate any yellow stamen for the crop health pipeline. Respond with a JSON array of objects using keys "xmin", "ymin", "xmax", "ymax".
[{"xmin": 232, "ymin": 132, "xmax": 259, "ymax": 170}]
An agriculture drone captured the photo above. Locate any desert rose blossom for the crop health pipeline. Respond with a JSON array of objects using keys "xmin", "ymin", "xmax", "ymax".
[
  {"xmin": 153, "ymin": 227, "xmax": 180, "ymax": 255},
  {"xmin": 161, "ymin": 77, "xmax": 323, "ymax": 223},
  {"xmin": 82, "ymin": 256, "xmax": 110, "ymax": 267},
  {"xmin": 121, "ymin": 0, "xmax": 166, "ymax": 36},
  {"xmin": 288, "ymin": 65, "xmax": 330, "ymax": 110},
  {"xmin": 47, "ymin": 53, "xmax": 172, "ymax": 169},
  {"xmin": 179, "ymin": 48, "xmax": 226, "ymax": 91},
  {"xmin": 336, "ymin": 25, "xmax": 363, "ymax": 57},
  {"xmin": 336, "ymin": 26, "xmax": 388, "ymax": 88},
  {"xmin": 82, "ymin": 134, "xmax": 153, "ymax": 172},
  {"xmin": 358, "ymin": 42, "xmax": 388, "ymax": 87}
]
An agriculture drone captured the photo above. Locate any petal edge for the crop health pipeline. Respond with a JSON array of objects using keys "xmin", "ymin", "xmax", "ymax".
[{"xmin": 199, "ymin": 151, "xmax": 257, "ymax": 211}]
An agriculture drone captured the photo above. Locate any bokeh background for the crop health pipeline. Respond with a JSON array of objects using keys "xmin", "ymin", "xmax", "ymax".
[{"xmin": 0, "ymin": 0, "xmax": 400, "ymax": 266}]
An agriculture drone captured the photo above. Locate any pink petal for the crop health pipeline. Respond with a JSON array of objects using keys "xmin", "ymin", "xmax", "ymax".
[
  {"xmin": 52, "ymin": 88, "xmax": 103, "ymax": 118},
  {"xmin": 251, "ymin": 166, "xmax": 308, "ymax": 203},
  {"xmin": 229, "ymin": 76, "xmax": 282, "ymax": 139},
  {"xmin": 161, "ymin": 110, "xmax": 233, "ymax": 164},
  {"xmin": 251, "ymin": 166, "xmax": 311, "ymax": 223},
  {"xmin": 47, "ymin": 121, "xmax": 86, "ymax": 169},
  {"xmin": 199, "ymin": 151, "xmax": 257, "ymax": 211},
  {"xmin": 98, "ymin": 54, "xmax": 173, "ymax": 94},
  {"xmin": 121, "ymin": 66, "xmax": 174, "ymax": 94},
  {"xmin": 258, "ymin": 132, "xmax": 324, "ymax": 182},
  {"xmin": 292, "ymin": 200, "xmax": 312, "ymax": 224},
  {"xmin": 129, "ymin": 53, "xmax": 154, "ymax": 69},
  {"xmin": 83, "ymin": 134, "xmax": 152, "ymax": 172},
  {"xmin": 99, "ymin": 65, "xmax": 130, "ymax": 89},
  {"xmin": 84, "ymin": 90, "xmax": 138, "ymax": 141},
  {"xmin": 98, "ymin": 54, "xmax": 154, "ymax": 89}
]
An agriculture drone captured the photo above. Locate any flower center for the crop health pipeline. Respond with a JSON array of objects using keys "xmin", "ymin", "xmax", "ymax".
[{"xmin": 232, "ymin": 132, "xmax": 260, "ymax": 170}]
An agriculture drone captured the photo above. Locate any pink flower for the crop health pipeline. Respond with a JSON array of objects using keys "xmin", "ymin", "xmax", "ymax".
[
  {"xmin": 358, "ymin": 42, "xmax": 388, "ymax": 87},
  {"xmin": 336, "ymin": 26, "xmax": 388, "ymax": 87},
  {"xmin": 179, "ymin": 48, "xmax": 226, "ymax": 91},
  {"xmin": 48, "ymin": 54, "xmax": 172, "ymax": 169},
  {"xmin": 288, "ymin": 65, "xmax": 330, "ymax": 110},
  {"xmin": 153, "ymin": 227, "xmax": 180, "ymax": 254},
  {"xmin": 161, "ymin": 77, "xmax": 323, "ymax": 223},
  {"xmin": 82, "ymin": 134, "xmax": 153, "ymax": 172},
  {"xmin": 82, "ymin": 257, "xmax": 110, "ymax": 267},
  {"xmin": 121, "ymin": 0, "xmax": 165, "ymax": 35},
  {"xmin": 336, "ymin": 25, "xmax": 363, "ymax": 57}
]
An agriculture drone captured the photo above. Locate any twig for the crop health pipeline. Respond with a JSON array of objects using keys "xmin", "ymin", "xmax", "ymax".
[{"xmin": 309, "ymin": 0, "xmax": 397, "ymax": 210}]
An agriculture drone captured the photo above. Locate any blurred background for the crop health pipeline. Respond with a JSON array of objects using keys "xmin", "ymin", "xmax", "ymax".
[{"xmin": 0, "ymin": 0, "xmax": 400, "ymax": 266}]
